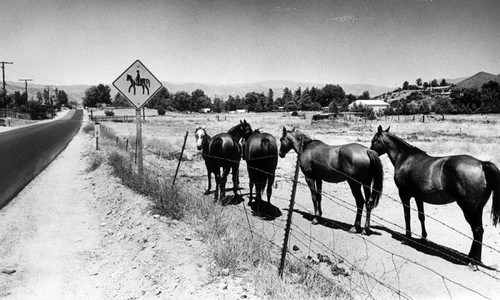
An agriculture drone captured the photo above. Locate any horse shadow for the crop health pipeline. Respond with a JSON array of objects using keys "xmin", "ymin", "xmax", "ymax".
[
  {"xmin": 249, "ymin": 200, "xmax": 282, "ymax": 221},
  {"xmin": 371, "ymin": 225, "xmax": 481, "ymax": 267},
  {"xmin": 219, "ymin": 194, "xmax": 244, "ymax": 206},
  {"xmin": 291, "ymin": 209, "xmax": 381, "ymax": 236}
]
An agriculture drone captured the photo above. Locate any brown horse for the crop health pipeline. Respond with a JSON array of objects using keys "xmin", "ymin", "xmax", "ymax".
[
  {"xmin": 279, "ymin": 127, "xmax": 384, "ymax": 234},
  {"xmin": 194, "ymin": 120, "xmax": 253, "ymax": 200},
  {"xmin": 242, "ymin": 130, "xmax": 278, "ymax": 204},
  {"xmin": 370, "ymin": 125, "xmax": 500, "ymax": 264}
]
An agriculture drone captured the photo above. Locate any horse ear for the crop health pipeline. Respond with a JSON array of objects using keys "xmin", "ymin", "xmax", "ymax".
[
  {"xmin": 377, "ymin": 125, "xmax": 383, "ymax": 134},
  {"xmin": 385, "ymin": 126, "xmax": 390, "ymax": 132},
  {"xmin": 244, "ymin": 119, "xmax": 247, "ymax": 124},
  {"xmin": 282, "ymin": 127, "xmax": 287, "ymax": 135},
  {"xmin": 291, "ymin": 127, "xmax": 296, "ymax": 132}
]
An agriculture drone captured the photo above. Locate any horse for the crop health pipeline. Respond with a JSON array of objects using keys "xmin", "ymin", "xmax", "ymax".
[
  {"xmin": 194, "ymin": 120, "xmax": 253, "ymax": 200},
  {"xmin": 279, "ymin": 127, "xmax": 384, "ymax": 234},
  {"xmin": 126, "ymin": 74, "xmax": 150, "ymax": 95},
  {"xmin": 242, "ymin": 130, "xmax": 278, "ymax": 204},
  {"xmin": 370, "ymin": 125, "xmax": 500, "ymax": 264}
]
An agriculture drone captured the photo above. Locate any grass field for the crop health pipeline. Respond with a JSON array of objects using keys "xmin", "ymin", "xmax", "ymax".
[{"xmin": 94, "ymin": 108, "xmax": 500, "ymax": 299}]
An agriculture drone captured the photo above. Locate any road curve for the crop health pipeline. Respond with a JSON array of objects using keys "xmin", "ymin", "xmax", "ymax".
[{"xmin": 0, "ymin": 109, "xmax": 83, "ymax": 209}]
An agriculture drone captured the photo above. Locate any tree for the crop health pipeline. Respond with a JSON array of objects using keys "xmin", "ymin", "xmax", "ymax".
[
  {"xmin": 171, "ymin": 91, "xmax": 191, "ymax": 112},
  {"xmin": 431, "ymin": 79, "xmax": 438, "ymax": 87},
  {"xmin": 402, "ymin": 81, "xmax": 409, "ymax": 90},
  {"xmin": 191, "ymin": 89, "xmax": 210, "ymax": 112},
  {"xmin": 282, "ymin": 87, "xmax": 293, "ymax": 104},
  {"xmin": 479, "ymin": 81, "xmax": 500, "ymax": 113},
  {"xmin": 440, "ymin": 79, "xmax": 448, "ymax": 86},
  {"xmin": 146, "ymin": 86, "xmax": 169, "ymax": 109},
  {"xmin": 112, "ymin": 93, "xmax": 132, "ymax": 107},
  {"xmin": 416, "ymin": 78, "xmax": 422, "ymax": 86},
  {"xmin": 56, "ymin": 90, "xmax": 69, "ymax": 108},
  {"xmin": 212, "ymin": 97, "xmax": 223, "ymax": 113},
  {"xmin": 83, "ymin": 84, "xmax": 111, "ymax": 107},
  {"xmin": 359, "ymin": 91, "xmax": 370, "ymax": 100},
  {"xmin": 319, "ymin": 84, "xmax": 346, "ymax": 109}
]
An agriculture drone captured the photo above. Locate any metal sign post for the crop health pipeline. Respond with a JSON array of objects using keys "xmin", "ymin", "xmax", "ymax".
[
  {"xmin": 113, "ymin": 60, "xmax": 162, "ymax": 176},
  {"xmin": 94, "ymin": 122, "xmax": 101, "ymax": 150}
]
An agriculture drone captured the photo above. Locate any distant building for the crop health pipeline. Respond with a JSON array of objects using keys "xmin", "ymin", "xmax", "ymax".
[
  {"xmin": 236, "ymin": 109, "xmax": 248, "ymax": 113},
  {"xmin": 200, "ymin": 108, "xmax": 211, "ymax": 113},
  {"xmin": 348, "ymin": 100, "xmax": 390, "ymax": 112},
  {"xmin": 429, "ymin": 85, "xmax": 452, "ymax": 95}
]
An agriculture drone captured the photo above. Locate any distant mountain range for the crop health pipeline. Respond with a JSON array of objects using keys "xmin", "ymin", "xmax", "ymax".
[{"xmin": 4, "ymin": 72, "xmax": 498, "ymax": 105}]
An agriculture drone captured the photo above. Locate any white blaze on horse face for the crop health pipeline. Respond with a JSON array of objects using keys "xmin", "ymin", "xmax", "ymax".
[{"xmin": 195, "ymin": 128, "xmax": 205, "ymax": 150}]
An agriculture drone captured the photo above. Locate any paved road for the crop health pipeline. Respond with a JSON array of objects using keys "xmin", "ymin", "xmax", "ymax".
[{"xmin": 0, "ymin": 109, "xmax": 83, "ymax": 209}]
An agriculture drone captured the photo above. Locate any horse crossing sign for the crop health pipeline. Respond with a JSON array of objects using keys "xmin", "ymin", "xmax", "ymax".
[{"xmin": 113, "ymin": 60, "xmax": 163, "ymax": 109}]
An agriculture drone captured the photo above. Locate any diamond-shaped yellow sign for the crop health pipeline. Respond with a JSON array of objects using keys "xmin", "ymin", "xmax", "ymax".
[{"xmin": 113, "ymin": 60, "xmax": 163, "ymax": 109}]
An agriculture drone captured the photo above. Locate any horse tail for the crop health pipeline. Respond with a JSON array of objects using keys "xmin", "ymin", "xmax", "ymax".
[
  {"xmin": 483, "ymin": 161, "xmax": 500, "ymax": 226},
  {"xmin": 367, "ymin": 149, "xmax": 383, "ymax": 209}
]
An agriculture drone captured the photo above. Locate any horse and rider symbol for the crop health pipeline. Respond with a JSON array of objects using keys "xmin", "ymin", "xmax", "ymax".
[{"xmin": 126, "ymin": 70, "xmax": 150, "ymax": 95}]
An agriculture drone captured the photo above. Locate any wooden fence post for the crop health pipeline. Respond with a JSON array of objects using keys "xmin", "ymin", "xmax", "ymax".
[
  {"xmin": 279, "ymin": 136, "xmax": 303, "ymax": 278},
  {"xmin": 172, "ymin": 131, "xmax": 189, "ymax": 187}
]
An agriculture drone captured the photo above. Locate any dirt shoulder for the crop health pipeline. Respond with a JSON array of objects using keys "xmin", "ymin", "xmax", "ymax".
[{"xmin": 0, "ymin": 124, "xmax": 255, "ymax": 299}]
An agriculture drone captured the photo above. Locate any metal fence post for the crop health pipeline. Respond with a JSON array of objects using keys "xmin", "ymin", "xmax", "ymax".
[
  {"xmin": 279, "ymin": 136, "xmax": 303, "ymax": 278},
  {"xmin": 172, "ymin": 131, "xmax": 189, "ymax": 187}
]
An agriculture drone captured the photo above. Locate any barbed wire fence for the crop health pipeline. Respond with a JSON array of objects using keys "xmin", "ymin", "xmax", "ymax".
[{"xmin": 94, "ymin": 122, "xmax": 500, "ymax": 300}]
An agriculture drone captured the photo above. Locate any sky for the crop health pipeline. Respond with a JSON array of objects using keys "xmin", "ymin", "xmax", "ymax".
[{"xmin": 1, "ymin": 0, "xmax": 499, "ymax": 88}]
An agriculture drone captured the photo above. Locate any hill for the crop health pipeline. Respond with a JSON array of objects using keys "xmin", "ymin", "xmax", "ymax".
[{"xmin": 456, "ymin": 71, "xmax": 500, "ymax": 89}]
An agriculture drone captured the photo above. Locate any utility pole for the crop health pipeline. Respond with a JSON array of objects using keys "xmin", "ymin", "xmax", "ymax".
[
  {"xmin": 19, "ymin": 78, "xmax": 33, "ymax": 103},
  {"xmin": 45, "ymin": 86, "xmax": 54, "ymax": 118},
  {"xmin": 1, "ymin": 61, "xmax": 13, "ymax": 117}
]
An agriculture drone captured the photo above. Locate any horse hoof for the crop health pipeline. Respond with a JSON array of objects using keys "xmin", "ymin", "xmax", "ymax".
[
  {"xmin": 311, "ymin": 219, "xmax": 319, "ymax": 225},
  {"xmin": 467, "ymin": 263, "xmax": 479, "ymax": 272},
  {"xmin": 204, "ymin": 190, "xmax": 211, "ymax": 195},
  {"xmin": 348, "ymin": 227, "xmax": 357, "ymax": 234},
  {"xmin": 362, "ymin": 229, "xmax": 372, "ymax": 236}
]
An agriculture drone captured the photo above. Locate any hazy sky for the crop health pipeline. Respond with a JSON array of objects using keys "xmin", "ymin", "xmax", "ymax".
[{"xmin": 1, "ymin": 0, "xmax": 499, "ymax": 88}]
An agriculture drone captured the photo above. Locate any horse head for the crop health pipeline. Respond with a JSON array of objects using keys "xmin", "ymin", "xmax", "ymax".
[
  {"xmin": 194, "ymin": 126, "xmax": 208, "ymax": 151},
  {"xmin": 279, "ymin": 126, "xmax": 295, "ymax": 158},
  {"xmin": 370, "ymin": 125, "xmax": 390, "ymax": 155},
  {"xmin": 228, "ymin": 119, "xmax": 253, "ymax": 141}
]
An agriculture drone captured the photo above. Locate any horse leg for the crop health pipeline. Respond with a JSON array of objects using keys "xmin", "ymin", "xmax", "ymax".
[
  {"xmin": 399, "ymin": 191, "xmax": 412, "ymax": 243},
  {"xmin": 415, "ymin": 198, "xmax": 428, "ymax": 240},
  {"xmin": 363, "ymin": 184, "xmax": 373, "ymax": 235},
  {"xmin": 459, "ymin": 202, "xmax": 485, "ymax": 264},
  {"xmin": 231, "ymin": 164, "xmax": 239, "ymax": 196},
  {"xmin": 220, "ymin": 167, "xmax": 231, "ymax": 199},
  {"xmin": 305, "ymin": 178, "xmax": 320, "ymax": 224},
  {"xmin": 213, "ymin": 171, "xmax": 221, "ymax": 201},
  {"xmin": 266, "ymin": 175, "xmax": 275, "ymax": 203},
  {"xmin": 257, "ymin": 179, "xmax": 268, "ymax": 202},
  {"xmin": 204, "ymin": 169, "xmax": 212, "ymax": 195},
  {"xmin": 348, "ymin": 181, "xmax": 364, "ymax": 234},
  {"xmin": 248, "ymin": 180, "xmax": 254, "ymax": 204}
]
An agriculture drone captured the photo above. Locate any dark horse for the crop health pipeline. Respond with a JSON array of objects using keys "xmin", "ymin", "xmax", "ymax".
[
  {"xmin": 194, "ymin": 120, "xmax": 253, "ymax": 200},
  {"xmin": 279, "ymin": 127, "xmax": 384, "ymax": 234},
  {"xmin": 370, "ymin": 125, "xmax": 500, "ymax": 264},
  {"xmin": 242, "ymin": 130, "xmax": 278, "ymax": 203},
  {"xmin": 126, "ymin": 74, "xmax": 150, "ymax": 95}
]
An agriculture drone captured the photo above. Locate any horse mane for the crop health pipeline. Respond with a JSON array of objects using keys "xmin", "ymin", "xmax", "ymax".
[
  {"xmin": 292, "ymin": 130, "xmax": 313, "ymax": 146},
  {"xmin": 386, "ymin": 132, "xmax": 425, "ymax": 154}
]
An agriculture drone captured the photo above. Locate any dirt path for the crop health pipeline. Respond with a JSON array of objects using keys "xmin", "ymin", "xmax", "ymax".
[
  {"xmin": 0, "ymin": 131, "xmax": 102, "ymax": 299},
  {"xmin": 0, "ymin": 124, "xmax": 255, "ymax": 299}
]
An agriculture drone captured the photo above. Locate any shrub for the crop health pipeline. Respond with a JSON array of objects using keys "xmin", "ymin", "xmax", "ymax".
[
  {"xmin": 104, "ymin": 109, "xmax": 115, "ymax": 116},
  {"xmin": 157, "ymin": 106, "xmax": 166, "ymax": 115}
]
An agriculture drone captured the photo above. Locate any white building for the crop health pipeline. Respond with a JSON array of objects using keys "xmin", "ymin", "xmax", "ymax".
[{"xmin": 348, "ymin": 100, "xmax": 390, "ymax": 112}]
